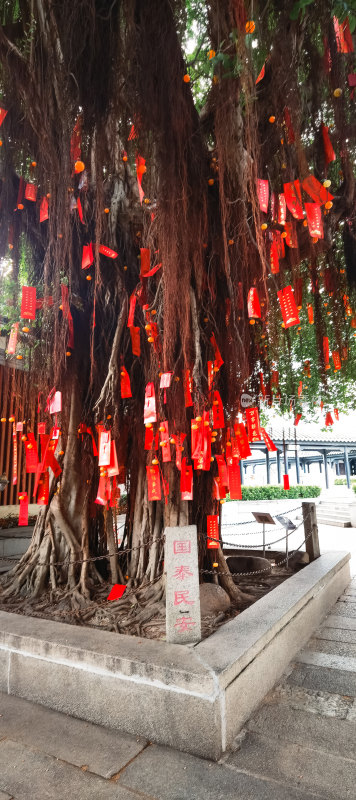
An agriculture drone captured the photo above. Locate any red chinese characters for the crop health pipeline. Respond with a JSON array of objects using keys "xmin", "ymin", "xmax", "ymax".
[
  {"xmin": 7, "ymin": 323, "xmax": 19, "ymax": 354},
  {"xmin": 146, "ymin": 464, "xmax": 161, "ymax": 501}
]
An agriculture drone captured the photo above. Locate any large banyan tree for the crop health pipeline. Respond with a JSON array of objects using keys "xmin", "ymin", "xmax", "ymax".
[{"xmin": 0, "ymin": 0, "xmax": 356, "ymax": 630}]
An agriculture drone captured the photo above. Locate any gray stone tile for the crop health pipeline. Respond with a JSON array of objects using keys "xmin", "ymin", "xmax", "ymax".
[
  {"xmin": 0, "ymin": 738, "xmax": 143, "ymax": 800},
  {"xmin": 314, "ymin": 626, "xmax": 356, "ymax": 644},
  {"xmin": 0, "ymin": 692, "xmax": 147, "ymax": 779},
  {"xmin": 323, "ymin": 614, "xmax": 356, "ymax": 630},
  {"xmin": 0, "ymin": 651, "xmax": 8, "ymax": 693},
  {"xmin": 306, "ymin": 636, "xmax": 356, "ymax": 658},
  {"xmin": 228, "ymin": 730, "xmax": 356, "ymax": 799},
  {"xmin": 118, "ymin": 744, "xmax": 324, "ymax": 800},
  {"xmin": 296, "ymin": 648, "xmax": 356, "ymax": 673},
  {"xmin": 269, "ymin": 681, "xmax": 355, "ymax": 718},
  {"xmin": 287, "ymin": 663, "xmax": 356, "ymax": 696},
  {"xmin": 246, "ymin": 702, "xmax": 356, "ymax": 759},
  {"xmin": 333, "ymin": 601, "xmax": 356, "ymax": 617},
  {"xmin": 0, "ymin": 792, "xmax": 13, "ymax": 800}
]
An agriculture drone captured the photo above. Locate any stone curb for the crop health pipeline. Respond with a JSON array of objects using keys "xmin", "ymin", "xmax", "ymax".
[{"xmin": 0, "ymin": 551, "xmax": 350, "ymax": 760}]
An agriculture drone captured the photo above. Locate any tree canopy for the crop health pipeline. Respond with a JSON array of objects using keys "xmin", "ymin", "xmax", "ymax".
[{"xmin": 0, "ymin": 0, "xmax": 355, "ymax": 628}]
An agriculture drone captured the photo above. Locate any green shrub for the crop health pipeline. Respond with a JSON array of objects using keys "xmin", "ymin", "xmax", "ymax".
[
  {"xmin": 335, "ymin": 478, "xmax": 356, "ymax": 486},
  {"xmin": 226, "ymin": 485, "xmax": 321, "ymax": 502}
]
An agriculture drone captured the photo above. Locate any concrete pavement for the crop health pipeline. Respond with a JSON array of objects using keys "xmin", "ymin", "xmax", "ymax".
[{"xmin": 1, "ymin": 574, "xmax": 356, "ymax": 798}]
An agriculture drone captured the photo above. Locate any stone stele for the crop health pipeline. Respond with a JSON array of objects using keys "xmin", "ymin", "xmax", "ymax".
[{"xmin": 165, "ymin": 525, "xmax": 201, "ymax": 644}]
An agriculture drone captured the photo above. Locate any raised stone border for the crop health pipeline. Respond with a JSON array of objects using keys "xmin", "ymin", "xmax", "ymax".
[{"xmin": 0, "ymin": 551, "xmax": 350, "ymax": 760}]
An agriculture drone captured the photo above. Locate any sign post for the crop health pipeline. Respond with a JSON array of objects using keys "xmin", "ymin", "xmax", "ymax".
[
  {"xmin": 252, "ymin": 511, "xmax": 275, "ymax": 558},
  {"xmin": 275, "ymin": 514, "xmax": 297, "ymax": 567},
  {"xmin": 165, "ymin": 525, "xmax": 201, "ymax": 645}
]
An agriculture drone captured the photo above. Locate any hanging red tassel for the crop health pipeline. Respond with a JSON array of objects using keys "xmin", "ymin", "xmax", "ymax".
[
  {"xmin": 323, "ymin": 336, "xmax": 330, "ymax": 370},
  {"xmin": 334, "ymin": 16, "xmax": 354, "ymax": 53},
  {"xmin": 334, "ymin": 408, "xmax": 339, "ymax": 421},
  {"xmin": 147, "ymin": 464, "xmax": 161, "ymax": 501},
  {"xmin": 98, "ymin": 429, "xmax": 111, "ymax": 466},
  {"xmin": 302, "ymin": 175, "xmax": 333, "ymax": 206},
  {"xmin": 215, "ymin": 455, "xmax": 229, "ymax": 488},
  {"xmin": 294, "ymin": 413, "xmax": 302, "ymax": 426},
  {"xmin": 40, "ymin": 196, "xmax": 49, "ymax": 222},
  {"xmin": 7, "ymin": 323, "xmax": 19, "ymax": 354},
  {"xmin": 261, "ymin": 428, "xmax": 277, "ymax": 452},
  {"xmin": 25, "ymin": 433, "xmax": 39, "ymax": 473},
  {"xmin": 321, "ymin": 123, "xmax": 336, "ymax": 165},
  {"xmin": 159, "ymin": 420, "xmax": 171, "ymax": 463},
  {"xmin": 212, "ymin": 391, "xmax": 225, "ymax": 429},
  {"xmin": 284, "ymin": 222, "xmax": 298, "ymax": 248},
  {"xmin": 140, "ymin": 248, "xmax": 151, "ymax": 276},
  {"xmin": 98, "ymin": 245, "xmax": 118, "ymax": 259},
  {"xmin": 180, "ymin": 458, "xmax": 193, "ymax": 500},
  {"xmin": 120, "ymin": 366, "xmax": 132, "ymax": 398},
  {"xmin": 210, "ymin": 333, "xmax": 224, "ymax": 370},
  {"xmin": 24, "ymin": 182, "xmax": 37, "ymax": 202},
  {"xmin": 307, "ymin": 304, "xmax": 314, "ymax": 324},
  {"xmin": 305, "ymin": 203, "xmax": 323, "ymax": 239},
  {"xmin": 247, "ymin": 287, "xmax": 261, "ymax": 321},
  {"xmin": 234, "ymin": 422, "xmax": 252, "ymax": 457},
  {"xmin": 108, "ymin": 441, "xmax": 120, "ymax": 477},
  {"xmin": 144, "ymin": 382, "xmax": 156, "ymax": 425},
  {"xmin": 144, "ymin": 425, "xmax": 154, "ymax": 450},
  {"xmin": 245, "ymin": 407, "xmax": 261, "ymax": 442},
  {"xmin": 325, "ymin": 411, "xmax": 334, "ymax": 427},
  {"xmin": 298, "ymin": 381, "xmax": 303, "ymax": 398},
  {"xmin": 82, "ymin": 243, "xmax": 94, "ymax": 269},
  {"xmin": 277, "ymin": 286, "xmax": 300, "ymax": 328},
  {"xmin": 332, "ymin": 351, "xmax": 341, "ymax": 371},
  {"xmin": 257, "ymin": 179, "xmax": 269, "ymax": 213},
  {"xmin": 278, "ymin": 193, "xmax": 287, "ymax": 225},
  {"xmin": 184, "ymin": 370, "xmax": 193, "ymax": 407},
  {"xmin": 18, "ymin": 492, "xmax": 29, "ymax": 526},
  {"xmin": 37, "ymin": 471, "xmax": 49, "ymax": 505},
  {"xmin": 129, "ymin": 325, "xmax": 141, "ymax": 356},
  {"xmin": 283, "ymin": 474, "xmax": 290, "ymax": 490},
  {"xmin": 227, "ymin": 457, "xmax": 242, "ymax": 500},
  {"xmin": 21, "ymin": 286, "xmax": 37, "ymax": 320},
  {"xmin": 207, "ymin": 515, "xmax": 219, "ymax": 549},
  {"xmin": 284, "ymin": 180, "xmax": 304, "ymax": 220}
]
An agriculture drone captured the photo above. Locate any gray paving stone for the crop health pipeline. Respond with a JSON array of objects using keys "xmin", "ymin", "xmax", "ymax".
[
  {"xmin": 0, "ymin": 692, "xmax": 147, "ymax": 778},
  {"xmin": 228, "ymin": 730, "xmax": 356, "ymax": 799},
  {"xmin": 0, "ymin": 792, "xmax": 13, "ymax": 800},
  {"xmin": 118, "ymin": 744, "xmax": 325, "ymax": 800},
  {"xmin": 333, "ymin": 600, "xmax": 356, "ymax": 617},
  {"xmin": 323, "ymin": 614, "xmax": 356, "ymax": 630},
  {"xmin": 246, "ymin": 702, "xmax": 356, "ymax": 759},
  {"xmin": 296, "ymin": 648, "xmax": 356, "ymax": 673},
  {"xmin": 269, "ymin": 681, "xmax": 355, "ymax": 718},
  {"xmin": 0, "ymin": 738, "xmax": 144, "ymax": 800},
  {"xmin": 314, "ymin": 626, "xmax": 356, "ymax": 644},
  {"xmin": 306, "ymin": 636, "xmax": 356, "ymax": 658},
  {"xmin": 287, "ymin": 662, "xmax": 356, "ymax": 696}
]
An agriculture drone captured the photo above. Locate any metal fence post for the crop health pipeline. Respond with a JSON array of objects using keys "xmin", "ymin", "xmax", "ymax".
[{"xmin": 302, "ymin": 501, "xmax": 320, "ymax": 561}]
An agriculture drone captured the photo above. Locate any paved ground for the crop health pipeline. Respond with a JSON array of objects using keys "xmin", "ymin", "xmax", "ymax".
[{"xmin": 0, "ymin": 558, "xmax": 355, "ymax": 799}]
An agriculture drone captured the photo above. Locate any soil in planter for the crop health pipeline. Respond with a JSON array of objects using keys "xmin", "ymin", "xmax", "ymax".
[{"xmin": 0, "ymin": 558, "xmax": 300, "ymax": 641}]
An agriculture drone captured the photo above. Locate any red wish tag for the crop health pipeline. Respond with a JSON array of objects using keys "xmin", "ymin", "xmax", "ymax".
[
  {"xmin": 140, "ymin": 248, "xmax": 151, "ymax": 276},
  {"xmin": 212, "ymin": 391, "xmax": 225, "ymax": 429},
  {"xmin": 257, "ymin": 179, "xmax": 269, "ymax": 213},
  {"xmin": 207, "ymin": 515, "xmax": 219, "ymax": 549},
  {"xmin": 147, "ymin": 464, "xmax": 161, "ymax": 501},
  {"xmin": 304, "ymin": 203, "xmax": 323, "ymax": 239},
  {"xmin": 159, "ymin": 420, "xmax": 171, "ymax": 463},
  {"xmin": 21, "ymin": 286, "xmax": 36, "ymax": 320},
  {"xmin": 245, "ymin": 407, "xmax": 261, "ymax": 442},
  {"xmin": 107, "ymin": 584, "xmax": 127, "ymax": 601},
  {"xmin": 82, "ymin": 243, "xmax": 94, "ymax": 269},
  {"xmin": 24, "ymin": 182, "xmax": 37, "ymax": 202},
  {"xmin": 144, "ymin": 382, "xmax": 157, "ymax": 425},
  {"xmin": 120, "ymin": 366, "xmax": 132, "ymax": 398},
  {"xmin": 7, "ymin": 323, "xmax": 19, "ymax": 354},
  {"xmin": 99, "ymin": 244, "xmax": 118, "ymax": 259},
  {"xmin": 98, "ymin": 429, "xmax": 111, "ymax": 466},
  {"xmin": 228, "ymin": 458, "xmax": 242, "ymax": 500},
  {"xmin": 18, "ymin": 492, "xmax": 29, "ymax": 526},
  {"xmin": 277, "ymin": 286, "xmax": 300, "ymax": 328}
]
